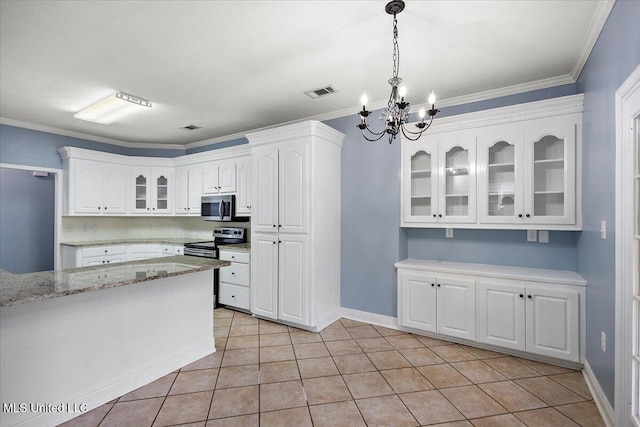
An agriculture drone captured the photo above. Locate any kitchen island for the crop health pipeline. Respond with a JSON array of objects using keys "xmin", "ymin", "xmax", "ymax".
[{"xmin": 0, "ymin": 256, "xmax": 229, "ymax": 427}]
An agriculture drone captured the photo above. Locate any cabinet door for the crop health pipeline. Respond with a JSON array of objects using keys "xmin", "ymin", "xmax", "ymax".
[
  {"xmin": 187, "ymin": 167, "xmax": 203, "ymax": 214},
  {"xmin": 278, "ymin": 234, "xmax": 308, "ymax": 325},
  {"xmin": 398, "ymin": 272, "xmax": 437, "ymax": 332},
  {"xmin": 74, "ymin": 160, "xmax": 102, "ymax": 214},
  {"xmin": 279, "ymin": 142, "xmax": 309, "ymax": 233},
  {"xmin": 236, "ymin": 157, "xmax": 252, "ymax": 216},
  {"xmin": 174, "ymin": 167, "xmax": 189, "ymax": 214},
  {"xmin": 523, "ymin": 123, "xmax": 576, "ymax": 225},
  {"xmin": 152, "ymin": 169, "xmax": 172, "ymax": 214},
  {"xmin": 525, "ymin": 286, "xmax": 579, "ymax": 362},
  {"xmin": 436, "ymin": 276, "xmax": 476, "ymax": 340},
  {"xmin": 131, "ymin": 169, "xmax": 151, "ymax": 214},
  {"xmin": 102, "ymin": 164, "xmax": 127, "ymax": 214},
  {"xmin": 477, "ymin": 281, "xmax": 525, "ymax": 350},
  {"xmin": 218, "ymin": 159, "xmax": 237, "ymax": 193},
  {"xmin": 252, "ymin": 149, "xmax": 279, "ymax": 232},
  {"xmin": 202, "ymin": 162, "xmax": 220, "ymax": 194},
  {"xmin": 251, "ymin": 233, "xmax": 278, "ymax": 320},
  {"xmin": 403, "ymin": 140, "xmax": 438, "ymax": 223},
  {"xmin": 477, "ymin": 131, "xmax": 525, "ymax": 224},
  {"xmin": 438, "ymin": 136, "xmax": 476, "ymax": 223}
]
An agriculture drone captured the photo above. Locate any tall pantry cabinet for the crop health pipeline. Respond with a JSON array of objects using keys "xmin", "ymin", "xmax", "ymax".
[{"xmin": 247, "ymin": 121, "xmax": 344, "ymax": 331}]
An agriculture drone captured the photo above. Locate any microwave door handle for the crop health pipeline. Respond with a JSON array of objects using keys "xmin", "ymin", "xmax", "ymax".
[{"xmin": 218, "ymin": 201, "xmax": 224, "ymax": 220}]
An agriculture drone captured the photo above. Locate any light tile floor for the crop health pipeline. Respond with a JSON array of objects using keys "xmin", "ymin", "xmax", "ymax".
[{"xmin": 61, "ymin": 308, "xmax": 605, "ymax": 427}]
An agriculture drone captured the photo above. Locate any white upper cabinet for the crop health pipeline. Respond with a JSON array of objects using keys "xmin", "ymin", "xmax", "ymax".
[
  {"xmin": 174, "ymin": 165, "xmax": 202, "ymax": 215},
  {"xmin": 401, "ymin": 94, "xmax": 582, "ymax": 230},
  {"xmin": 131, "ymin": 168, "xmax": 172, "ymax": 215},
  {"xmin": 279, "ymin": 142, "xmax": 309, "ymax": 233},
  {"xmin": 252, "ymin": 148, "xmax": 279, "ymax": 232},
  {"xmin": 203, "ymin": 159, "xmax": 237, "ymax": 195},
  {"xmin": 235, "ymin": 156, "xmax": 252, "ymax": 216},
  {"xmin": 67, "ymin": 159, "xmax": 127, "ymax": 215}
]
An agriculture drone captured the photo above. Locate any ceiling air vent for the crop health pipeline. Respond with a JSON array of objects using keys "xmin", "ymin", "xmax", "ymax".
[
  {"xmin": 304, "ymin": 85, "xmax": 338, "ymax": 99},
  {"xmin": 182, "ymin": 124, "xmax": 201, "ymax": 130}
]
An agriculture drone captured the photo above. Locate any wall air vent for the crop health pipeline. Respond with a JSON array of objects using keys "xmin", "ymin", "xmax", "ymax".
[
  {"xmin": 182, "ymin": 125, "xmax": 201, "ymax": 130},
  {"xmin": 304, "ymin": 85, "xmax": 338, "ymax": 99}
]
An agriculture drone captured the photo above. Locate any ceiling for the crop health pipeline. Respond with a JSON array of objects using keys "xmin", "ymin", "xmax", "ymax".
[{"xmin": 0, "ymin": 1, "xmax": 611, "ymax": 149}]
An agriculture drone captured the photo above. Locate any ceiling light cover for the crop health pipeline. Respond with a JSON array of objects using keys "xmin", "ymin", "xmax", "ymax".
[{"xmin": 75, "ymin": 92, "xmax": 152, "ymax": 124}]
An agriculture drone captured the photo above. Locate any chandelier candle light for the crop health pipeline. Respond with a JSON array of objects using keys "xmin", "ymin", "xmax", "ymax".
[{"xmin": 357, "ymin": 0, "xmax": 439, "ymax": 143}]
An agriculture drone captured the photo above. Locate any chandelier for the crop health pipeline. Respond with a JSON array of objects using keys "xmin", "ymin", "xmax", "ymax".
[{"xmin": 357, "ymin": 0, "xmax": 439, "ymax": 143}]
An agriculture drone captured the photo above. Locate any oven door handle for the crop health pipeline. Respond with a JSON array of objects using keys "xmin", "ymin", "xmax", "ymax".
[{"xmin": 218, "ymin": 201, "xmax": 224, "ymax": 220}]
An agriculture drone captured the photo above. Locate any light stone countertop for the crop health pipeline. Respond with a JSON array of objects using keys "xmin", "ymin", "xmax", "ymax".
[
  {"xmin": 0, "ymin": 256, "xmax": 230, "ymax": 307},
  {"xmin": 60, "ymin": 238, "xmax": 199, "ymax": 247},
  {"xmin": 218, "ymin": 243, "xmax": 250, "ymax": 252}
]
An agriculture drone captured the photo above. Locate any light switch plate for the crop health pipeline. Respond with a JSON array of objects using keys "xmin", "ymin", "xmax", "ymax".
[
  {"xmin": 538, "ymin": 230, "xmax": 549, "ymax": 243},
  {"xmin": 527, "ymin": 230, "xmax": 537, "ymax": 242},
  {"xmin": 445, "ymin": 228, "xmax": 453, "ymax": 238}
]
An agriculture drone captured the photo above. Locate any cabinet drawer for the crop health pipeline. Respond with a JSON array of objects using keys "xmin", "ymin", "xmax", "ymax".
[
  {"xmin": 83, "ymin": 245, "xmax": 127, "ymax": 257},
  {"xmin": 219, "ymin": 283, "xmax": 250, "ymax": 310},
  {"xmin": 219, "ymin": 250, "xmax": 250, "ymax": 264},
  {"xmin": 219, "ymin": 262, "xmax": 250, "ymax": 286}
]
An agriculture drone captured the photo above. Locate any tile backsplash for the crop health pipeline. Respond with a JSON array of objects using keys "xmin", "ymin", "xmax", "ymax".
[{"xmin": 61, "ymin": 216, "xmax": 251, "ymax": 242}]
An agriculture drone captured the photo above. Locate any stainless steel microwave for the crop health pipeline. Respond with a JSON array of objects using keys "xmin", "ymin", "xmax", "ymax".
[{"xmin": 201, "ymin": 195, "xmax": 236, "ymax": 221}]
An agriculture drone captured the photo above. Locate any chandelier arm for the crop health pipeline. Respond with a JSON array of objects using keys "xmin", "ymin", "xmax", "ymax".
[
  {"xmin": 400, "ymin": 126, "xmax": 425, "ymax": 141},
  {"xmin": 400, "ymin": 117, "xmax": 435, "ymax": 136},
  {"xmin": 361, "ymin": 129, "xmax": 389, "ymax": 142},
  {"xmin": 361, "ymin": 122, "xmax": 389, "ymax": 137}
]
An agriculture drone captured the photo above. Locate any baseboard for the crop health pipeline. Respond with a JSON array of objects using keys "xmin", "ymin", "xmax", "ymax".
[
  {"xmin": 582, "ymin": 359, "xmax": 615, "ymax": 427},
  {"xmin": 315, "ymin": 309, "xmax": 342, "ymax": 331},
  {"xmin": 340, "ymin": 307, "xmax": 398, "ymax": 329},
  {"xmin": 31, "ymin": 339, "xmax": 215, "ymax": 427}
]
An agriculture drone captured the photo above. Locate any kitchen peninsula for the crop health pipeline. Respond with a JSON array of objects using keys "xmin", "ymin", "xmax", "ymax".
[{"xmin": 0, "ymin": 256, "xmax": 229, "ymax": 427}]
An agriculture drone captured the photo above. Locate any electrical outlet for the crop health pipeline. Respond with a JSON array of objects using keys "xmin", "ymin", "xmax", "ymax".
[
  {"xmin": 527, "ymin": 230, "xmax": 537, "ymax": 242},
  {"xmin": 601, "ymin": 331, "xmax": 606, "ymax": 353},
  {"xmin": 445, "ymin": 228, "xmax": 453, "ymax": 238},
  {"xmin": 600, "ymin": 221, "xmax": 607, "ymax": 239},
  {"xmin": 538, "ymin": 230, "xmax": 549, "ymax": 243}
]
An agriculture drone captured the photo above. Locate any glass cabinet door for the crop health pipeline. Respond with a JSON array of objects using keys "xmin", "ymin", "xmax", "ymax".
[
  {"xmin": 152, "ymin": 170, "xmax": 172, "ymax": 214},
  {"xmin": 133, "ymin": 173, "xmax": 150, "ymax": 213},
  {"xmin": 477, "ymin": 132, "xmax": 524, "ymax": 224},
  {"xmin": 404, "ymin": 142, "xmax": 438, "ymax": 223},
  {"xmin": 438, "ymin": 137, "xmax": 476, "ymax": 223},
  {"xmin": 524, "ymin": 124, "xmax": 576, "ymax": 225}
]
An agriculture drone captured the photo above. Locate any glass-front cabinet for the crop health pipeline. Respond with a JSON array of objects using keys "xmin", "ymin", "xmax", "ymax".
[
  {"xmin": 404, "ymin": 141, "xmax": 438, "ymax": 223},
  {"xmin": 439, "ymin": 137, "xmax": 476, "ymax": 223},
  {"xmin": 402, "ymin": 134, "xmax": 476, "ymax": 224},
  {"xmin": 131, "ymin": 168, "xmax": 173, "ymax": 215},
  {"xmin": 400, "ymin": 95, "xmax": 582, "ymax": 230}
]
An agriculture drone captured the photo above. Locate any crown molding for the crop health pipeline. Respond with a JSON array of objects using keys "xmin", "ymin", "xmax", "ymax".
[
  {"xmin": 414, "ymin": 93, "xmax": 584, "ymax": 135},
  {"xmin": 0, "ymin": 117, "xmax": 185, "ymax": 151},
  {"xmin": 246, "ymin": 120, "xmax": 345, "ymax": 147},
  {"xmin": 570, "ymin": 0, "xmax": 615, "ymax": 80}
]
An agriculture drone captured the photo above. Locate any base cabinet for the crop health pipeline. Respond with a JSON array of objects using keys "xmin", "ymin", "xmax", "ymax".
[
  {"xmin": 219, "ymin": 249, "xmax": 251, "ymax": 311},
  {"xmin": 396, "ymin": 259, "xmax": 585, "ymax": 363}
]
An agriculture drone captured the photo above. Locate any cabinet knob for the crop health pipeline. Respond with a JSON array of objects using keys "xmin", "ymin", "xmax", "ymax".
[
  {"xmin": 231, "ymin": 295, "xmax": 235, "ymax": 298},
  {"xmin": 278, "ymin": 225, "xmax": 282, "ymax": 228},
  {"xmin": 273, "ymin": 224, "xmax": 276, "ymax": 227},
  {"xmin": 231, "ymin": 256, "xmax": 235, "ymax": 259},
  {"xmin": 104, "ymin": 207, "xmax": 107, "ymax": 210},
  {"xmin": 147, "ymin": 208, "xmax": 150, "ymax": 210},
  {"xmin": 438, "ymin": 214, "xmax": 442, "ymax": 218},
  {"xmin": 153, "ymin": 208, "xmax": 156, "ymax": 211},
  {"xmin": 278, "ymin": 240, "xmax": 282, "ymax": 244},
  {"xmin": 104, "ymin": 250, "xmax": 108, "ymax": 253},
  {"xmin": 527, "ymin": 295, "xmax": 532, "ymax": 299},
  {"xmin": 431, "ymin": 283, "xmax": 435, "ymax": 287},
  {"xmin": 519, "ymin": 294, "xmax": 524, "ymax": 298},
  {"xmin": 231, "ymin": 272, "xmax": 235, "ymax": 275},
  {"xmin": 98, "ymin": 207, "xmax": 101, "ymax": 210},
  {"xmin": 437, "ymin": 284, "xmax": 441, "ymax": 287},
  {"xmin": 433, "ymin": 214, "xmax": 436, "ymax": 218},
  {"xmin": 518, "ymin": 214, "xmax": 523, "ymax": 218},
  {"xmin": 526, "ymin": 214, "xmax": 531, "ymax": 218},
  {"xmin": 272, "ymin": 242, "xmax": 276, "ymax": 244}
]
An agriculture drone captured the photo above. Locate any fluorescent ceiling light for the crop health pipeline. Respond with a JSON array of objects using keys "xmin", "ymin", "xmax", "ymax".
[{"xmin": 74, "ymin": 92, "xmax": 152, "ymax": 124}]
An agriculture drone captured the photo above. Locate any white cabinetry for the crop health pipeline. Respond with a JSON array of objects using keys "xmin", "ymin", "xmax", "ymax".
[
  {"xmin": 60, "ymin": 156, "xmax": 127, "ymax": 215},
  {"xmin": 203, "ymin": 159, "xmax": 236, "ymax": 195},
  {"xmin": 398, "ymin": 271, "xmax": 476, "ymax": 340},
  {"xmin": 175, "ymin": 166, "xmax": 203, "ymax": 215},
  {"xmin": 127, "ymin": 244, "xmax": 160, "ymax": 260},
  {"xmin": 477, "ymin": 121, "xmax": 576, "ymax": 226},
  {"xmin": 235, "ymin": 157, "xmax": 252, "ymax": 216},
  {"xmin": 401, "ymin": 94, "xmax": 583, "ymax": 230},
  {"xmin": 62, "ymin": 245, "xmax": 128, "ymax": 268},
  {"xmin": 248, "ymin": 121, "xmax": 343, "ymax": 330},
  {"xmin": 218, "ymin": 249, "xmax": 251, "ymax": 311},
  {"xmin": 130, "ymin": 168, "xmax": 173, "ymax": 215},
  {"xmin": 396, "ymin": 259, "xmax": 585, "ymax": 363}
]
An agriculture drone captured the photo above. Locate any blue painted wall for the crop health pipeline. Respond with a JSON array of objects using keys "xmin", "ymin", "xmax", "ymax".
[
  {"xmin": 0, "ymin": 168, "xmax": 55, "ymax": 273},
  {"xmin": 0, "ymin": 124, "xmax": 184, "ymax": 169},
  {"xmin": 576, "ymin": 0, "xmax": 640, "ymax": 405}
]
